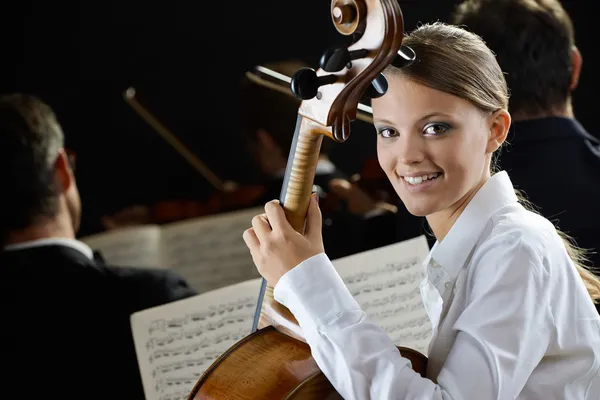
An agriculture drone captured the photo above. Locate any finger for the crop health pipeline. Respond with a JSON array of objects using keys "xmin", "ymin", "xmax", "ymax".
[
  {"xmin": 264, "ymin": 199, "xmax": 291, "ymax": 233},
  {"xmin": 242, "ymin": 227, "xmax": 260, "ymax": 249},
  {"xmin": 251, "ymin": 213, "xmax": 272, "ymax": 242},
  {"xmin": 305, "ymin": 192, "xmax": 323, "ymax": 242}
]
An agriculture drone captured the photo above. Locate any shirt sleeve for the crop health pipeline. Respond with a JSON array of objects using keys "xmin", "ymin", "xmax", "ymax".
[{"xmin": 273, "ymin": 238, "xmax": 552, "ymax": 399}]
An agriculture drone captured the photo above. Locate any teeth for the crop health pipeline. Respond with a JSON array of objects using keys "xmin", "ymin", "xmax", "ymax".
[{"xmin": 403, "ymin": 173, "xmax": 440, "ymax": 185}]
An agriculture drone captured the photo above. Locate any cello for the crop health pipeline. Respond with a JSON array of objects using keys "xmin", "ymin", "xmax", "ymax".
[
  {"xmin": 188, "ymin": 1, "xmax": 425, "ymax": 398},
  {"xmin": 246, "ymin": 63, "xmax": 399, "ymax": 212}
]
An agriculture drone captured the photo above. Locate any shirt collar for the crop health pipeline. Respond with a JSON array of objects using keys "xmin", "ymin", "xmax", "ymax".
[
  {"xmin": 428, "ymin": 171, "xmax": 518, "ymax": 287},
  {"xmin": 3, "ymin": 237, "xmax": 95, "ymax": 260}
]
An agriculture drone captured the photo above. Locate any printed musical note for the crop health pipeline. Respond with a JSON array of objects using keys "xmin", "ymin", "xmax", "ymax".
[
  {"xmin": 158, "ymin": 392, "xmax": 188, "ymax": 400},
  {"xmin": 131, "ymin": 279, "xmax": 262, "ymax": 400},
  {"xmin": 80, "ymin": 225, "xmax": 163, "ymax": 268},
  {"xmin": 132, "ymin": 235, "xmax": 432, "ymax": 400},
  {"xmin": 160, "ymin": 207, "xmax": 264, "ymax": 293},
  {"xmin": 80, "ymin": 207, "xmax": 264, "ymax": 293},
  {"xmin": 334, "ymin": 236, "xmax": 432, "ymax": 355}
]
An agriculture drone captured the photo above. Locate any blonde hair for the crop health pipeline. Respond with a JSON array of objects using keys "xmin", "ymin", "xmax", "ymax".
[{"xmin": 388, "ymin": 22, "xmax": 600, "ymax": 303}]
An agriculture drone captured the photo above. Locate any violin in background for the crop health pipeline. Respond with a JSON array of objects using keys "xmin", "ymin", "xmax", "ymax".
[
  {"xmin": 103, "ymin": 77, "xmax": 398, "ymax": 230},
  {"xmin": 102, "ymin": 88, "xmax": 267, "ymax": 228}
]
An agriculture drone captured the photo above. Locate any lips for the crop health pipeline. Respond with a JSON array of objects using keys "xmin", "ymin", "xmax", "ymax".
[
  {"xmin": 398, "ymin": 172, "xmax": 443, "ymax": 193},
  {"xmin": 402, "ymin": 172, "xmax": 441, "ymax": 185}
]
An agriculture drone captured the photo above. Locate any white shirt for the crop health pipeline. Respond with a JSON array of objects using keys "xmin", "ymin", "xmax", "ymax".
[
  {"xmin": 274, "ymin": 171, "xmax": 600, "ymax": 399},
  {"xmin": 4, "ymin": 237, "xmax": 94, "ymax": 260}
]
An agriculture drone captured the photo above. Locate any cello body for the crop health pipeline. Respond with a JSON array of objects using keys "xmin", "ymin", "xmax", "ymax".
[{"xmin": 188, "ymin": 326, "xmax": 427, "ymax": 399}]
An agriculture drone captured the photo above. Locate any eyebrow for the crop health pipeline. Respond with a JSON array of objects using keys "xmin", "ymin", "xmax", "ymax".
[
  {"xmin": 374, "ymin": 112, "xmax": 455, "ymax": 127},
  {"xmin": 373, "ymin": 118, "xmax": 395, "ymax": 126}
]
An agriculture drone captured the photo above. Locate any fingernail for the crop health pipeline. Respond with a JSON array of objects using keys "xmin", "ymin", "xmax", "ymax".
[{"xmin": 312, "ymin": 192, "xmax": 319, "ymax": 203}]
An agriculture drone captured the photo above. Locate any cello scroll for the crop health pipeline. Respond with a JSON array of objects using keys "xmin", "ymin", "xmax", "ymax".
[{"xmin": 289, "ymin": 0, "xmax": 405, "ymax": 142}]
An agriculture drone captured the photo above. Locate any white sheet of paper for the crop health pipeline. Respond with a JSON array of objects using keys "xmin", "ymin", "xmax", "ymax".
[
  {"xmin": 131, "ymin": 235, "xmax": 432, "ymax": 400},
  {"xmin": 80, "ymin": 225, "xmax": 163, "ymax": 268},
  {"xmin": 159, "ymin": 207, "xmax": 263, "ymax": 293},
  {"xmin": 334, "ymin": 235, "xmax": 432, "ymax": 355},
  {"xmin": 131, "ymin": 278, "xmax": 262, "ymax": 400}
]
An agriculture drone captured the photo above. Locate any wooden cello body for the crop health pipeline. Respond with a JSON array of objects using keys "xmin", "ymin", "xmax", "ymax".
[
  {"xmin": 189, "ymin": 1, "xmax": 426, "ymax": 398},
  {"xmin": 189, "ymin": 327, "xmax": 427, "ymax": 399}
]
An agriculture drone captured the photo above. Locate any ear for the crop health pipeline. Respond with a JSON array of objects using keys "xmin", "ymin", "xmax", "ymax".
[
  {"xmin": 54, "ymin": 149, "xmax": 74, "ymax": 193},
  {"xmin": 569, "ymin": 46, "xmax": 582, "ymax": 91},
  {"xmin": 485, "ymin": 109, "xmax": 511, "ymax": 153}
]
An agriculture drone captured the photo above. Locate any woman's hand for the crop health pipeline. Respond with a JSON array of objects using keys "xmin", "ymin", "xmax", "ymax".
[{"xmin": 243, "ymin": 193, "xmax": 324, "ymax": 287}]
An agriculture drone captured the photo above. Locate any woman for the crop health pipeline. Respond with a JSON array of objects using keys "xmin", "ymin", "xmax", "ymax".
[{"xmin": 242, "ymin": 22, "xmax": 600, "ymax": 399}]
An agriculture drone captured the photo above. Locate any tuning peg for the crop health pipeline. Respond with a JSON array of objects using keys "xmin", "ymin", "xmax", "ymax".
[
  {"xmin": 392, "ymin": 45, "xmax": 416, "ymax": 69},
  {"xmin": 320, "ymin": 46, "xmax": 370, "ymax": 72},
  {"xmin": 363, "ymin": 74, "xmax": 388, "ymax": 99},
  {"xmin": 290, "ymin": 68, "xmax": 338, "ymax": 100}
]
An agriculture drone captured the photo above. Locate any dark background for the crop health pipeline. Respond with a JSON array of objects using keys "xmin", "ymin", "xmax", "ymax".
[{"xmin": 2, "ymin": 0, "xmax": 595, "ymax": 236}]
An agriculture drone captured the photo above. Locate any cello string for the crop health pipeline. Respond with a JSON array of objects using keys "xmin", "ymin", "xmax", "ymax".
[{"xmin": 246, "ymin": 66, "xmax": 374, "ymax": 124}]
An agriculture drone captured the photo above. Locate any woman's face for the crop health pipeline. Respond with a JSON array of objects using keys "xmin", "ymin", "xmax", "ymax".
[{"xmin": 372, "ymin": 74, "xmax": 507, "ymax": 217}]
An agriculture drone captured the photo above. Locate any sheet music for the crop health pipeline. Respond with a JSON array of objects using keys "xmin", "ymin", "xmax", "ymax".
[
  {"xmin": 131, "ymin": 235, "xmax": 432, "ymax": 400},
  {"xmin": 131, "ymin": 278, "xmax": 262, "ymax": 400},
  {"xmin": 80, "ymin": 225, "xmax": 163, "ymax": 268},
  {"xmin": 334, "ymin": 235, "xmax": 432, "ymax": 354},
  {"xmin": 159, "ymin": 207, "xmax": 263, "ymax": 293}
]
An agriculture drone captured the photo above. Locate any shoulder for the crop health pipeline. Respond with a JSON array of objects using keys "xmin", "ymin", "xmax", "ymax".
[
  {"xmin": 101, "ymin": 264, "xmax": 198, "ymax": 310},
  {"xmin": 473, "ymin": 204, "xmax": 566, "ymax": 279},
  {"xmin": 460, "ymin": 205, "xmax": 571, "ymax": 313}
]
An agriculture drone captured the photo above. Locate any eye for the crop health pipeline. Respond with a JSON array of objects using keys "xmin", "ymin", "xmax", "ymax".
[
  {"xmin": 377, "ymin": 127, "xmax": 399, "ymax": 138},
  {"xmin": 423, "ymin": 123, "xmax": 451, "ymax": 136}
]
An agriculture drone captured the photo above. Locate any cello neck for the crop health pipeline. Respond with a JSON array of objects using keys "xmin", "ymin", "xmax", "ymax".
[
  {"xmin": 279, "ymin": 115, "xmax": 325, "ymax": 231},
  {"xmin": 252, "ymin": 114, "xmax": 331, "ymax": 342}
]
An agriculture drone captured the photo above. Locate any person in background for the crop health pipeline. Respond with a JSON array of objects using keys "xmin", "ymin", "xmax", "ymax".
[
  {"xmin": 451, "ymin": 0, "xmax": 600, "ymax": 278},
  {"xmin": 0, "ymin": 93, "xmax": 197, "ymax": 400}
]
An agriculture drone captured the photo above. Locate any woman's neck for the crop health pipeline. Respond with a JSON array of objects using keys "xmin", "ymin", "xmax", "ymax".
[{"xmin": 426, "ymin": 174, "xmax": 489, "ymax": 243}]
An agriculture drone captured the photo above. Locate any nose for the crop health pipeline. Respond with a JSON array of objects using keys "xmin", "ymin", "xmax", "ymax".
[{"xmin": 395, "ymin": 133, "xmax": 425, "ymax": 166}]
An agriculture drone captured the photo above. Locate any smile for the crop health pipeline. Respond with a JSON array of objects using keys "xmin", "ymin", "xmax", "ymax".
[{"xmin": 401, "ymin": 172, "xmax": 442, "ymax": 192}]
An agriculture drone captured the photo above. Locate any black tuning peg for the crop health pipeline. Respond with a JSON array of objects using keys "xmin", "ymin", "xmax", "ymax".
[
  {"xmin": 363, "ymin": 74, "xmax": 388, "ymax": 99},
  {"xmin": 290, "ymin": 68, "xmax": 338, "ymax": 100},
  {"xmin": 320, "ymin": 46, "xmax": 369, "ymax": 72},
  {"xmin": 392, "ymin": 45, "xmax": 416, "ymax": 69}
]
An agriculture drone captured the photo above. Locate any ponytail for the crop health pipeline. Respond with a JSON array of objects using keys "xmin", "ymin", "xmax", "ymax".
[{"xmin": 515, "ymin": 190, "xmax": 600, "ymax": 304}]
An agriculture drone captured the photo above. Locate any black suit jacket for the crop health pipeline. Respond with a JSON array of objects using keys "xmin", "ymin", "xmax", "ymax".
[
  {"xmin": 0, "ymin": 244, "xmax": 197, "ymax": 399},
  {"xmin": 499, "ymin": 117, "xmax": 600, "ymax": 270}
]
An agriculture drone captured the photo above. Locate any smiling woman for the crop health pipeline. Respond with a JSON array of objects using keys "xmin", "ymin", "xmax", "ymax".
[
  {"xmin": 243, "ymin": 22, "xmax": 600, "ymax": 400},
  {"xmin": 373, "ymin": 79, "xmax": 506, "ymax": 231}
]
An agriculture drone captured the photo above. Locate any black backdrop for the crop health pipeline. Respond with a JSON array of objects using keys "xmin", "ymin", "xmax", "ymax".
[{"xmin": 2, "ymin": 0, "xmax": 595, "ymax": 235}]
